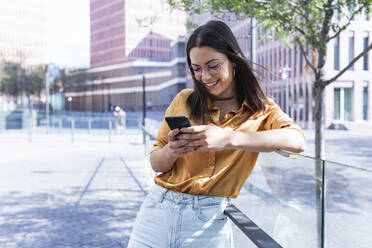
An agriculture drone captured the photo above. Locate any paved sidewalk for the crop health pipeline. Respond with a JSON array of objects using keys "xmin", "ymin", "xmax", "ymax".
[{"xmin": 0, "ymin": 129, "xmax": 151, "ymax": 248}]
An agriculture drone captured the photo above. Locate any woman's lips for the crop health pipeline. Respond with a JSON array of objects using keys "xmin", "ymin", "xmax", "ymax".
[{"xmin": 204, "ymin": 80, "xmax": 218, "ymax": 89}]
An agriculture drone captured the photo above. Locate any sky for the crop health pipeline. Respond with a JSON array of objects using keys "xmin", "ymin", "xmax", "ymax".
[{"xmin": 47, "ymin": 0, "xmax": 90, "ymax": 69}]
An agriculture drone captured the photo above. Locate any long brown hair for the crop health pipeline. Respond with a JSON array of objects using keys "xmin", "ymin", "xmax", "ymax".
[{"xmin": 186, "ymin": 20, "xmax": 267, "ymax": 123}]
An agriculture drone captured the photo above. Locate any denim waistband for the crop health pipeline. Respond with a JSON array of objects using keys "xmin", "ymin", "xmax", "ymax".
[{"xmin": 149, "ymin": 184, "xmax": 230, "ymax": 209}]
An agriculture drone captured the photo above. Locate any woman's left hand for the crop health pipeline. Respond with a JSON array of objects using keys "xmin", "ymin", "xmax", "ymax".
[{"xmin": 178, "ymin": 124, "xmax": 232, "ymax": 151}]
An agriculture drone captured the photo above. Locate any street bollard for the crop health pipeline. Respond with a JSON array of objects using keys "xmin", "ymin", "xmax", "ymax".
[
  {"xmin": 59, "ymin": 119, "xmax": 62, "ymax": 134},
  {"xmin": 71, "ymin": 119, "xmax": 75, "ymax": 143},
  {"xmin": 28, "ymin": 116, "xmax": 32, "ymax": 143},
  {"xmin": 108, "ymin": 119, "xmax": 112, "ymax": 143},
  {"xmin": 88, "ymin": 119, "xmax": 91, "ymax": 135}
]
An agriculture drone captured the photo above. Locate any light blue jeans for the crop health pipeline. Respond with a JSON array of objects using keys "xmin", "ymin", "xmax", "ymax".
[{"xmin": 127, "ymin": 184, "xmax": 234, "ymax": 248}]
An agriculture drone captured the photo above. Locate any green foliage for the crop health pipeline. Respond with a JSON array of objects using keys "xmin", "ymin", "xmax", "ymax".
[
  {"xmin": 0, "ymin": 62, "xmax": 46, "ymax": 97},
  {"xmin": 169, "ymin": 0, "xmax": 372, "ymax": 79}
]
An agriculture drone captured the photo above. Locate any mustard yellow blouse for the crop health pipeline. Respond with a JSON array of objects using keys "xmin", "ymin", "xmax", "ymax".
[{"xmin": 151, "ymin": 89, "xmax": 304, "ymax": 198}]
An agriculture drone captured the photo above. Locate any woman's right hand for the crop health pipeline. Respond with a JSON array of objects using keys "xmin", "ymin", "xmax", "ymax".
[{"xmin": 167, "ymin": 129, "xmax": 195, "ymax": 159}]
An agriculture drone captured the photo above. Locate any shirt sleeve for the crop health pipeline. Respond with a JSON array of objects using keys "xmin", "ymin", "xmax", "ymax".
[
  {"xmin": 150, "ymin": 92, "xmax": 182, "ymax": 153},
  {"xmin": 263, "ymin": 103, "xmax": 306, "ymax": 140}
]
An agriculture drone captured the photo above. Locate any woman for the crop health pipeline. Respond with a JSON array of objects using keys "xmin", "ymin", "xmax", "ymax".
[{"xmin": 127, "ymin": 20, "xmax": 305, "ymax": 248}]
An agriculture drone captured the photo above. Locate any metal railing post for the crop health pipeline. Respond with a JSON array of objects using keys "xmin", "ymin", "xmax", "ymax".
[
  {"xmin": 108, "ymin": 119, "xmax": 112, "ymax": 143},
  {"xmin": 71, "ymin": 119, "xmax": 75, "ymax": 143},
  {"xmin": 320, "ymin": 160, "xmax": 326, "ymax": 248},
  {"xmin": 315, "ymin": 158, "xmax": 324, "ymax": 248},
  {"xmin": 28, "ymin": 114, "xmax": 32, "ymax": 143},
  {"xmin": 88, "ymin": 119, "xmax": 91, "ymax": 135},
  {"xmin": 59, "ymin": 119, "xmax": 62, "ymax": 134}
]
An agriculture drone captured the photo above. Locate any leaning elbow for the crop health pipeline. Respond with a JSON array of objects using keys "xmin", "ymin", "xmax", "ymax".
[
  {"xmin": 296, "ymin": 146, "xmax": 305, "ymax": 154},
  {"xmin": 295, "ymin": 141, "xmax": 306, "ymax": 153}
]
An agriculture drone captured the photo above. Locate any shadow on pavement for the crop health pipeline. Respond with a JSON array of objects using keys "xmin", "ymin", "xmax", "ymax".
[{"xmin": 0, "ymin": 188, "xmax": 144, "ymax": 248}]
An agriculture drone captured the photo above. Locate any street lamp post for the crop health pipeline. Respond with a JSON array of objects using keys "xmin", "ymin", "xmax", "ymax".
[
  {"xmin": 101, "ymin": 77, "xmax": 105, "ymax": 112},
  {"xmin": 108, "ymin": 83, "xmax": 111, "ymax": 112},
  {"xmin": 282, "ymin": 67, "xmax": 291, "ymax": 115},
  {"xmin": 142, "ymin": 75, "xmax": 146, "ymax": 127},
  {"xmin": 142, "ymin": 75, "xmax": 146, "ymax": 144},
  {"xmin": 91, "ymin": 78, "xmax": 95, "ymax": 114},
  {"xmin": 45, "ymin": 65, "xmax": 50, "ymax": 133}
]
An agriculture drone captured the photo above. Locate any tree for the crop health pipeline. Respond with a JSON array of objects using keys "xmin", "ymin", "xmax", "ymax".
[
  {"xmin": 0, "ymin": 62, "xmax": 46, "ymax": 109},
  {"xmin": 168, "ymin": 0, "xmax": 372, "ymax": 160},
  {"xmin": 0, "ymin": 62, "xmax": 23, "ymax": 102}
]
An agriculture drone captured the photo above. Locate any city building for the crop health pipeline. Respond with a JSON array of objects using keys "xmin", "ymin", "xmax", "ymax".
[
  {"xmin": 64, "ymin": 37, "xmax": 186, "ymax": 112},
  {"xmin": 90, "ymin": 0, "xmax": 186, "ymax": 68},
  {"xmin": 258, "ymin": 12, "xmax": 372, "ymax": 129},
  {"xmin": 0, "ymin": 0, "xmax": 47, "ymax": 66},
  {"xmin": 62, "ymin": 0, "xmax": 187, "ymax": 112}
]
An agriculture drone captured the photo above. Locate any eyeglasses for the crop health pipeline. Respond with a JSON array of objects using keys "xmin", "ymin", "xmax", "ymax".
[{"xmin": 189, "ymin": 59, "xmax": 226, "ymax": 78}]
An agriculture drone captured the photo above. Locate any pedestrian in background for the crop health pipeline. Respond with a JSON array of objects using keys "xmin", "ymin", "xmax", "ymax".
[
  {"xmin": 128, "ymin": 20, "xmax": 305, "ymax": 248},
  {"xmin": 114, "ymin": 106, "xmax": 126, "ymax": 134}
]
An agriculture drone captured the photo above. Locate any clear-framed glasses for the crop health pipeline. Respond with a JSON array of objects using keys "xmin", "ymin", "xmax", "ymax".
[{"xmin": 189, "ymin": 59, "xmax": 226, "ymax": 78}]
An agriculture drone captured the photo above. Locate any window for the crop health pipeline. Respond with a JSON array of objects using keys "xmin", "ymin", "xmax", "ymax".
[
  {"xmin": 344, "ymin": 88, "xmax": 352, "ymax": 121},
  {"xmin": 284, "ymin": 48, "xmax": 287, "ymax": 68},
  {"xmin": 348, "ymin": 31, "xmax": 355, "ymax": 70},
  {"xmin": 299, "ymin": 51, "xmax": 303, "ymax": 75},
  {"xmin": 289, "ymin": 49, "xmax": 292, "ymax": 78},
  {"xmin": 363, "ymin": 32, "xmax": 369, "ymax": 71},
  {"xmin": 274, "ymin": 49, "xmax": 277, "ymax": 80},
  {"xmin": 334, "ymin": 36, "xmax": 340, "ymax": 70},
  {"xmin": 270, "ymin": 50, "xmax": 273, "ymax": 80},
  {"xmin": 334, "ymin": 87, "xmax": 353, "ymax": 121},
  {"xmin": 299, "ymin": 86, "xmax": 304, "ymax": 121},
  {"xmin": 305, "ymin": 86, "xmax": 309, "ymax": 122},
  {"xmin": 294, "ymin": 47, "xmax": 297, "ymax": 77},
  {"xmin": 363, "ymin": 84, "xmax": 369, "ymax": 121}
]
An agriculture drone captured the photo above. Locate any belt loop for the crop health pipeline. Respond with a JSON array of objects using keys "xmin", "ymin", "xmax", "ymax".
[
  {"xmin": 193, "ymin": 196, "xmax": 199, "ymax": 209},
  {"xmin": 158, "ymin": 188, "xmax": 168, "ymax": 203}
]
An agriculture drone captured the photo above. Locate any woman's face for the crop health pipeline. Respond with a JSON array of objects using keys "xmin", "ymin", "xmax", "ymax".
[{"xmin": 189, "ymin": 46, "xmax": 235, "ymax": 99}]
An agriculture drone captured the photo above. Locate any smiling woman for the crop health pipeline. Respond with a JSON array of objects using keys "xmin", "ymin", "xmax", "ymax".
[{"xmin": 128, "ymin": 20, "xmax": 306, "ymax": 248}]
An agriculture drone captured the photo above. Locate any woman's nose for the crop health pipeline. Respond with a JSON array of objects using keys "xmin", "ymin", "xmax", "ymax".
[{"xmin": 201, "ymin": 69, "xmax": 212, "ymax": 80}]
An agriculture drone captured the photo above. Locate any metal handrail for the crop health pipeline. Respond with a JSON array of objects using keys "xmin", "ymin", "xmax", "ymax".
[{"xmin": 224, "ymin": 204, "xmax": 283, "ymax": 248}]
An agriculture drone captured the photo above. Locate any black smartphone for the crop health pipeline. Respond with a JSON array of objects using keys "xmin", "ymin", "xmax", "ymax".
[{"xmin": 165, "ymin": 115, "xmax": 191, "ymax": 130}]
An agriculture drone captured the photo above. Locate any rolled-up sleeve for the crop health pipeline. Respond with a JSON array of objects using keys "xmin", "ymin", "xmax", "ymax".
[
  {"xmin": 151, "ymin": 118, "xmax": 170, "ymax": 152},
  {"xmin": 150, "ymin": 91, "xmax": 183, "ymax": 153},
  {"xmin": 263, "ymin": 104, "xmax": 306, "ymax": 140}
]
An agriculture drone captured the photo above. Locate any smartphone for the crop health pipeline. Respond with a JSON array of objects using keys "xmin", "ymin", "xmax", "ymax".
[{"xmin": 165, "ymin": 115, "xmax": 191, "ymax": 130}]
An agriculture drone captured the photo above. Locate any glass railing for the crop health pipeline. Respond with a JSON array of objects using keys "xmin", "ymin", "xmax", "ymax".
[
  {"xmin": 323, "ymin": 159, "xmax": 372, "ymax": 248},
  {"xmin": 0, "ymin": 110, "xmax": 141, "ymax": 143},
  {"xmin": 233, "ymin": 153, "xmax": 318, "ymax": 247},
  {"xmin": 139, "ymin": 122, "xmax": 372, "ymax": 248}
]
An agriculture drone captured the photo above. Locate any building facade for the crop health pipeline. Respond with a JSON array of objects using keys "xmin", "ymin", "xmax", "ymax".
[
  {"xmin": 65, "ymin": 37, "xmax": 187, "ymax": 112},
  {"xmin": 0, "ymin": 0, "xmax": 47, "ymax": 66},
  {"xmin": 70, "ymin": 0, "xmax": 187, "ymax": 112},
  {"xmin": 258, "ymin": 13, "xmax": 372, "ymax": 129},
  {"xmin": 90, "ymin": 0, "xmax": 186, "ymax": 68}
]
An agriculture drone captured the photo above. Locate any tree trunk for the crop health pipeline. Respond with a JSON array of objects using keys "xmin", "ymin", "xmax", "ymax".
[
  {"xmin": 314, "ymin": 82, "xmax": 326, "ymax": 248},
  {"xmin": 314, "ymin": 83, "xmax": 325, "ymax": 160}
]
